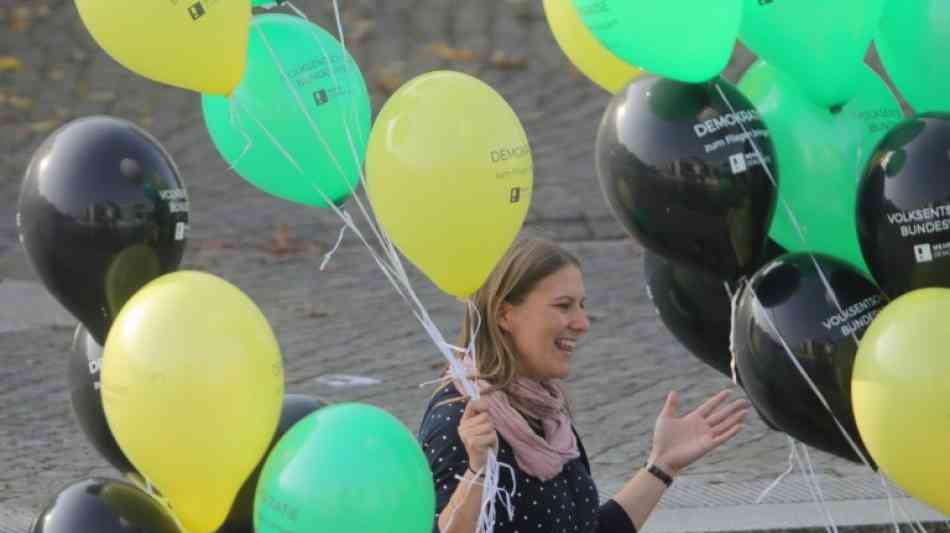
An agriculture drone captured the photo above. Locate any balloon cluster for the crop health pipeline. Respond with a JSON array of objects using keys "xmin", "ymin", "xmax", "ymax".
[
  {"xmin": 20, "ymin": 3, "xmax": 458, "ymax": 533},
  {"xmin": 543, "ymin": 0, "xmax": 950, "ymax": 516}
]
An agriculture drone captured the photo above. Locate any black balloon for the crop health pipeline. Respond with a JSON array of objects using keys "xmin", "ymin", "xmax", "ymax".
[
  {"xmin": 17, "ymin": 116, "xmax": 189, "ymax": 345},
  {"xmin": 857, "ymin": 113, "xmax": 950, "ymax": 298},
  {"xmin": 597, "ymin": 75, "xmax": 778, "ymax": 279},
  {"xmin": 69, "ymin": 324, "xmax": 136, "ymax": 475},
  {"xmin": 31, "ymin": 477, "xmax": 180, "ymax": 533},
  {"xmin": 733, "ymin": 252, "xmax": 884, "ymax": 465},
  {"xmin": 643, "ymin": 239, "xmax": 786, "ymax": 378},
  {"xmin": 217, "ymin": 394, "xmax": 327, "ymax": 533}
]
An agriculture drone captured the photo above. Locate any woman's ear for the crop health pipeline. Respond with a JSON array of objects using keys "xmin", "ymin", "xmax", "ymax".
[{"xmin": 498, "ymin": 302, "xmax": 514, "ymax": 333}]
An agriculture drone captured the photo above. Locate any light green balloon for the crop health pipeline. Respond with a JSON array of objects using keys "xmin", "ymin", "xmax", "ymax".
[
  {"xmin": 739, "ymin": 61, "xmax": 903, "ymax": 272},
  {"xmin": 254, "ymin": 403, "xmax": 435, "ymax": 533},
  {"xmin": 740, "ymin": 0, "xmax": 887, "ymax": 108},
  {"xmin": 877, "ymin": 0, "xmax": 950, "ymax": 113},
  {"xmin": 202, "ymin": 14, "xmax": 371, "ymax": 208},
  {"xmin": 571, "ymin": 0, "xmax": 743, "ymax": 82}
]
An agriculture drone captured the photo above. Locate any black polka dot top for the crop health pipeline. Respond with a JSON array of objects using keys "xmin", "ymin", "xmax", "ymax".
[{"xmin": 418, "ymin": 385, "xmax": 636, "ymax": 533}]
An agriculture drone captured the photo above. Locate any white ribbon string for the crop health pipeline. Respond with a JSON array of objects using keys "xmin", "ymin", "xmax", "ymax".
[{"xmin": 714, "ymin": 82, "xmax": 916, "ymax": 532}]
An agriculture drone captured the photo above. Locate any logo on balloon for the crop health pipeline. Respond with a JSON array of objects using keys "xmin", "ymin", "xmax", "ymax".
[
  {"xmin": 314, "ymin": 89, "xmax": 329, "ymax": 105},
  {"xmin": 510, "ymin": 187, "xmax": 522, "ymax": 203},
  {"xmin": 188, "ymin": 2, "xmax": 205, "ymax": 20},
  {"xmin": 729, "ymin": 153, "xmax": 747, "ymax": 174},
  {"xmin": 915, "ymin": 243, "xmax": 934, "ymax": 263}
]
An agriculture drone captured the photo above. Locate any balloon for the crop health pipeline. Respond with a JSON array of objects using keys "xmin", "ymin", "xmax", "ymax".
[
  {"xmin": 366, "ymin": 71, "xmax": 532, "ymax": 298},
  {"xmin": 102, "ymin": 271, "xmax": 284, "ymax": 533},
  {"xmin": 69, "ymin": 324, "xmax": 136, "ymax": 477},
  {"xmin": 739, "ymin": 61, "xmax": 903, "ymax": 272},
  {"xmin": 570, "ymin": 0, "xmax": 742, "ymax": 83},
  {"xmin": 252, "ymin": 0, "xmax": 282, "ymax": 6},
  {"xmin": 644, "ymin": 240, "xmax": 786, "ymax": 378},
  {"xmin": 542, "ymin": 0, "xmax": 640, "ymax": 93},
  {"xmin": 203, "ymin": 14, "xmax": 371, "ymax": 209},
  {"xmin": 255, "ymin": 403, "xmax": 434, "ymax": 533},
  {"xmin": 596, "ymin": 75, "xmax": 778, "ymax": 279},
  {"xmin": 219, "ymin": 394, "xmax": 327, "ymax": 533},
  {"xmin": 17, "ymin": 116, "xmax": 189, "ymax": 345},
  {"xmin": 853, "ymin": 288, "xmax": 950, "ymax": 515},
  {"xmin": 857, "ymin": 113, "xmax": 950, "ymax": 298},
  {"xmin": 31, "ymin": 478, "xmax": 181, "ymax": 533},
  {"xmin": 877, "ymin": 0, "xmax": 950, "ymax": 114},
  {"xmin": 74, "ymin": 0, "xmax": 249, "ymax": 95},
  {"xmin": 739, "ymin": 0, "xmax": 887, "ymax": 108},
  {"xmin": 733, "ymin": 252, "xmax": 883, "ymax": 464}
]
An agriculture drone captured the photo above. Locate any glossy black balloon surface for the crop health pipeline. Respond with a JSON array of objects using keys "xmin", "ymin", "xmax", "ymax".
[
  {"xmin": 31, "ymin": 478, "xmax": 180, "ymax": 533},
  {"xmin": 597, "ymin": 76, "xmax": 777, "ymax": 279},
  {"xmin": 17, "ymin": 116, "xmax": 188, "ymax": 345},
  {"xmin": 68, "ymin": 324, "xmax": 136, "ymax": 475},
  {"xmin": 733, "ymin": 253, "xmax": 883, "ymax": 464},
  {"xmin": 644, "ymin": 239, "xmax": 786, "ymax": 378},
  {"xmin": 857, "ymin": 113, "xmax": 950, "ymax": 298}
]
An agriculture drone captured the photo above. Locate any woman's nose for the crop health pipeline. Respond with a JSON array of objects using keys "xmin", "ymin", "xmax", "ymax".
[{"xmin": 571, "ymin": 309, "xmax": 590, "ymax": 334}]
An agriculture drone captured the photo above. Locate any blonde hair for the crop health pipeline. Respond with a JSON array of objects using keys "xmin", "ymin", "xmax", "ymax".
[{"xmin": 444, "ymin": 236, "xmax": 581, "ymax": 404}]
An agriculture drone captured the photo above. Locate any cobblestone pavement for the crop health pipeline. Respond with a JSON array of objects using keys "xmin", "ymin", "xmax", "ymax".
[{"xmin": 0, "ymin": 1, "xmax": 939, "ymax": 531}]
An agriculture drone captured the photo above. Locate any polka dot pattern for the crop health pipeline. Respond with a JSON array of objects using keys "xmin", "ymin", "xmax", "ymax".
[{"xmin": 418, "ymin": 386, "xmax": 636, "ymax": 533}]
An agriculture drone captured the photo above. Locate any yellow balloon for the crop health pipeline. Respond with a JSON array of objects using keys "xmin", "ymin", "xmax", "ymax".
[
  {"xmin": 853, "ymin": 288, "xmax": 950, "ymax": 515},
  {"xmin": 102, "ymin": 271, "xmax": 284, "ymax": 533},
  {"xmin": 542, "ymin": 0, "xmax": 641, "ymax": 93},
  {"xmin": 366, "ymin": 71, "xmax": 533, "ymax": 298},
  {"xmin": 75, "ymin": 0, "xmax": 250, "ymax": 95}
]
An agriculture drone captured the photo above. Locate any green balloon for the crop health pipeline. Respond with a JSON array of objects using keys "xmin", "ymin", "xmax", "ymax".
[
  {"xmin": 254, "ymin": 403, "xmax": 435, "ymax": 533},
  {"xmin": 252, "ymin": 0, "xmax": 279, "ymax": 6},
  {"xmin": 739, "ymin": 61, "xmax": 903, "ymax": 272},
  {"xmin": 202, "ymin": 14, "xmax": 371, "ymax": 208},
  {"xmin": 739, "ymin": 0, "xmax": 887, "ymax": 108},
  {"xmin": 571, "ymin": 0, "xmax": 743, "ymax": 82},
  {"xmin": 877, "ymin": 0, "xmax": 950, "ymax": 113}
]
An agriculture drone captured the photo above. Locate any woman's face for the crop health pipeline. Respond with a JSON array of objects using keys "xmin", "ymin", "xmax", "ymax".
[{"xmin": 500, "ymin": 265, "xmax": 590, "ymax": 380}]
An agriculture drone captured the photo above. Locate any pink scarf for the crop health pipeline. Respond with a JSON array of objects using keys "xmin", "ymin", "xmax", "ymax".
[{"xmin": 453, "ymin": 357, "xmax": 580, "ymax": 481}]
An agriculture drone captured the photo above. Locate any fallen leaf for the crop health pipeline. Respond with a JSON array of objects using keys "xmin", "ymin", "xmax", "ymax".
[
  {"xmin": 429, "ymin": 43, "xmax": 479, "ymax": 62},
  {"xmin": 9, "ymin": 95, "xmax": 32, "ymax": 110},
  {"xmin": 269, "ymin": 223, "xmax": 306, "ymax": 256},
  {"xmin": 29, "ymin": 120, "xmax": 58, "ymax": 133},
  {"xmin": 302, "ymin": 303, "xmax": 329, "ymax": 319},
  {"xmin": 490, "ymin": 51, "xmax": 528, "ymax": 70},
  {"xmin": 87, "ymin": 90, "xmax": 117, "ymax": 103},
  {"xmin": 47, "ymin": 66, "xmax": 65, "ymax": 81},
  {"xmin": 374, "ymin": 64, "xmax": 404, "ymax": 94},
  {"xmin": 10, "ymin": 18, "xmax": 30, "ymax": 31},
  {"xmin": 349, "ymin": 19, "xmax": 375, "ymax": 43},
  {"xmin": 0, "ymin": 56, "xmax": 21, "ymax": 72}
]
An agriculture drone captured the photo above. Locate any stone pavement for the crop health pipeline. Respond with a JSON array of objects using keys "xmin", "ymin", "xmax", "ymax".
[{"xmin": 0, "ymin": 1, "xmax": 947, "ymax": 532}]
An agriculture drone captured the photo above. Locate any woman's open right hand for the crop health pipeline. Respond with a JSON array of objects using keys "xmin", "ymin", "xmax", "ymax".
[{"xmin": 458, "ymin": 398, "xmax": 498, "ymax": 472}]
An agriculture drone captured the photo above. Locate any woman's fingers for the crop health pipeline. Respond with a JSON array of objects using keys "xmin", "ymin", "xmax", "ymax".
[
  {"xmin": 710, "ymin": 422, "xmax": 745, "ymax": 448},
  {"xmin": 695, "ymin": 390, "xmax": 732, "ymax": 418},
  {"xmin": 710, "ymin": 408, "xmax": 749, "ymax": 437},
  {"xmin": 705, "ymin": 398, "xmax": 750, "ymax": 427}
]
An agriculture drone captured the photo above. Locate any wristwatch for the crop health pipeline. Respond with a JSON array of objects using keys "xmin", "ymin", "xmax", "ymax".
[{"xmin": 645, "ymin": 463, "xmax": 674, "ymax": 487}]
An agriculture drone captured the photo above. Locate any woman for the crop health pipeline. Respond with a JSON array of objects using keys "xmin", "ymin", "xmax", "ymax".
[{"xmin": 418, "ymin": 237, "xmax": 749, "ymax": 533}]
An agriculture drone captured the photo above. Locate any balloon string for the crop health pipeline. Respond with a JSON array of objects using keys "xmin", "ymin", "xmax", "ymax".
[
  {"xmin": 319, "ymin": 214, "xmax": 348, "ymax": 271},
  {"xmin": 798, "ymin": 441, "xmax": 840, "ymax": 533},
  {"xmin": 241, "ymin": 6, "xmax": 513, "ymax": 531},
  {"xmin": 755, "ymin": 439, "xmax": 795, "ymax": 504},
  {"xmin": 714, "ymin": 82, "xmax": 917, "ymax": 532}
]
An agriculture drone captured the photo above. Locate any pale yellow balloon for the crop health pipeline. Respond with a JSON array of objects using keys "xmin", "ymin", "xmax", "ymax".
[
  {"xmin": 75, "ymin": 0, "xmax": 250, "ymax": 95},
  {"xmin": 366, "ymin": 71, "xmax": 533, "ymax": 298},
  {"xmin": 542, "ymin": 0, "xmax": 641, "ymax": 93},
  {"xmin": 102, "ymin": 271, "xmax": 284, "ymax": 533},
  {"xmin": 853, "ymin": 288, "xmax": 950, "ymax": 515}
]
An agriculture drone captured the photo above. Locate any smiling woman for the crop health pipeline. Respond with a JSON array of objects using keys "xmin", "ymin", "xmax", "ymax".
[{"xmin": 417, "ymin": 236, "xmax": 751, "ymax": 533}]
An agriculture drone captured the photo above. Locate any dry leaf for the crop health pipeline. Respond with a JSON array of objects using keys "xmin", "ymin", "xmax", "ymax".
[
  {"xmin": 349, "ymin": 19, "xmax": 375, "ymax": 43},
  {"xmin": 302, "ymin": 303, "xmax": 329, "ymax": 319},
  {"xmin": 269, "ymin": 223, "xmax": 305, "ymax": 256},
  {"xmin": 29, "ymin": 120, "xmax": 58, "ymax": 133},
  {"xmin": 88, "ymin": 90, "xmax": 117, "ymax": 103},
  {"xmin": 11, "ymin": 18, "xmax": 30, "ymax": 31},
  {"xmin": 0, "ymin": 56, "xmax": 21, "ymax": 71},
  {"xmin": 429, "ymin": 43, "xmax": 479, "ymax": 62},
  {"xmin": 9, "ymin": 96, "xmax": 32, "ymax": 110},
  {"xmin": 47, "ymin": 66, "xmax": 65, "ymax": 81},
  {"xmin": 374, "ymin": 64, "xmax": 404, "ymax": 94},
  {"xmin": 490, "ymin": 51, "xmax": 528, "ymax": 70}
]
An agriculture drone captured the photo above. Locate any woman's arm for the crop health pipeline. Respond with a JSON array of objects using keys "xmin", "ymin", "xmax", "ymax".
[
  {"xmin": 612, "ymin": 389, "xmax": 749, "ymax": 530},
  {"xmin": 437, "ymin": 398, "xmax": 498, "ymax": 533}
]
